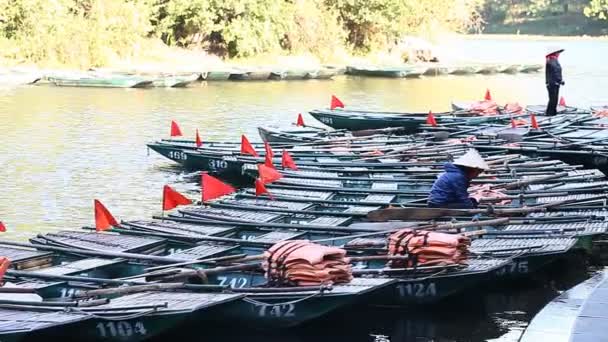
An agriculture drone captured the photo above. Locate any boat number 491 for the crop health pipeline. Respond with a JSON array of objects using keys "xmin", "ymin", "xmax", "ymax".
[
  {"xmin": 168, "ymin": 151, "xmax": 187, "ymax": 160},
  {"xmin": 96, "ymin": 321, "xmax": 147, "ymax": 338}
]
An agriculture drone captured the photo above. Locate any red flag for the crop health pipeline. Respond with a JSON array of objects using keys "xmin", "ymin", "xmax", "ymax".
[
  {"xmin": 195, "ymin": 129, "xmax": 202, "ymax": 148},
  {"xmin": 241, "ymin": 135, "xmax": 259, "ymax": 157},
  {"xmin": 202, "ymin": 173, "xmax": 236, "ymax": 202},
  {"xmin": 559, "ymin": 96, "xmax": 566, "ymax": 107},
  {"xmin": 0, "ymin": 221, "xmax": 5, "ymax": 232},
  {"xmin": 264, "ymin": 153, "xmax": 275, "ymax": 169},
  {"xmin": 94, "ymin": 199, "xmax": 118, "ymax": 232},
  {"xmin": 162, "ymin": 185, "xmax": 192, "ymax": 211},
  {"xmin": 511, "ymin": 118, "xmax": 516, "ymax": 128},
  {"xmin": 264, "ymin": 142, "xmax": 274, "ymax": 159},
  {"xmin": 282, "ymin": 150, "xmax": 298, "ymax": 170},
  {"xmin": 330, "ymin": 95, "xmax": 344, "ymax": 110},
  {"xmin": 484, "ymin": 89, "xmax": 492, "ymax": 101},
  {"xmin": 255, "ymin": 178, "xmax": 273, "ymax": 199},
  {"xmin": 0, "ymin": 257, "xmax": 10, "ymax": 283},
  {"xmin": 426, "ymin": 111, "xmax": 437, "ymax": 127},
  {"xmin": 530, "ymin": 114, "xmax": 539, "ymax": 129},
  {"xmin": 170, "ymin": 120, "xmax": 183, "ymax": 137},
  {"xmin": 258, "ymin": 164, "xmax": 283, "ymax": 183},
  {"xmin": 296, "ymin": 113, "xmax": 305, "ymax": 127}
]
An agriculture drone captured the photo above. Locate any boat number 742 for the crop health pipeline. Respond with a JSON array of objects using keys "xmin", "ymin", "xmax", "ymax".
[
  {"xmin": 96, "ymin": 321, "xmax": 147, "ymax": 338},
  {"xmin": 255, "ymin": 303, "xmax": 296, "ymax": 318}
]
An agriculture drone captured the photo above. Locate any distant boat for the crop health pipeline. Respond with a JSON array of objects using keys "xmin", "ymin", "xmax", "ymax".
[{"xmin": 47, "ymin": 74, "xmax": 153, "ymax": 88}]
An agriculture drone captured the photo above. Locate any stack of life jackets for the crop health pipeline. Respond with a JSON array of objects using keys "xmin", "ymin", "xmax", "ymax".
[
  {"xmin": 263, "ymin": 240, "xmax": 353, "ymax": 286},
  {"xmin": 469, "ymin": 100, "xmax": 499, "ymax": 116},
  {"xmin": 504, "ymin": 102, "xmax": 524, "ymax": 114},
  {"xmin": 468, "ymin": 184, "xmax": 512, "ymax": 205},
  {"xmin": 0, "ymin": 257, "xmax": 10, "ymax": 284},
  {"xmin": 387, "ymin": 230, "xmax": 470, "ymax": 268}
]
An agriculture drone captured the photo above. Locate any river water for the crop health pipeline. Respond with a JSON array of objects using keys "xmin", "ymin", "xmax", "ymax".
[{"xmin": 0, "ymin": 36, "xmax": 604, "ymax": 340}]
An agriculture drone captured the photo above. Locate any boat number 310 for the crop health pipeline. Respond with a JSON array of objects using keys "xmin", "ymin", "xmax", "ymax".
[
  {"xmin": 255, "ymin": 303, "xmax": 296, "ymax": 318},
  {"xmin": 168, "ymin": 151, "xmax": 187, "ymax": 160},
  {"xmin": 96, "ymin": 321, "xmax": 147, "ymax": 338},
  {"xmin": 208, "ymin": 159, "xmax": 228, "ymax": 170},
  {"xmin": 398, "ymin": 283, "xmax": 437, "ymax": 298}
]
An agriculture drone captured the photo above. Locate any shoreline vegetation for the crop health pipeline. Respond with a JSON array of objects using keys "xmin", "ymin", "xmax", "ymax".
[{"xmin": 0, "ymin": 0, "xmax": 606, "ymax": 72}]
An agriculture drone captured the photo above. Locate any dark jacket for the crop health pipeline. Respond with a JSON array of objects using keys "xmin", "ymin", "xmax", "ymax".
[
  {"xmin": 427, "ymin": 163, "xmax": 478, "ymax": 209},
  {"xmin": 545, "ymin": 58, "xmax": 563, "ymax": 87}
]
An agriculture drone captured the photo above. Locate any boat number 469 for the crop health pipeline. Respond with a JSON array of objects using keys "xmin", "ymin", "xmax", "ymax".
[
  {"xmin": 96, "ymin": 321, "xmax": 147, "ymax": 338},
  {"xmin": 168, "ymin": 151, "xmax": 187, "ymax": 160}
]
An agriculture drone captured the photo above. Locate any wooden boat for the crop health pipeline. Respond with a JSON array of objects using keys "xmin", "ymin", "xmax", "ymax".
[
  {"xmin": 204, "ymin": 70, "xmax": 232, "ymax": 81},
  {"xmin": 269, "ymin": 69, "xmax": 316, "ymax": 80},
  {"xmin": 47, "ymin": 74, "xmax": 153, "ymax": 88},
  {"xmin": 449, "ymin": 66, "xmax": 479, "ymax": 75},
  {"xmin": 229, "ymin": 69, "xmax": 272, "ymax": 81},
  {"xmin": 423, "ymin": 65, "xmax": 452, "ymax": 76},
  {"xmin": 151, "ymin": 73, "xmax": 201, "ymax": 87},
  {"xmin": 345, "ymin": 65, "xmax": 426, "ymax": 78},
  {"xmin": 475, "ymin": 64, "xmax": 500, "ymax": 74},
  {"xmin": 305, "ymin": 68, "xmax": 337, "ymax": 80},
  {"xmin": 519, "ymin": 64, "xmax": 543, "ymax": 73},
  {"xmin": 498, "ymin": 64, "xmax": 522, "ymax": 74}
]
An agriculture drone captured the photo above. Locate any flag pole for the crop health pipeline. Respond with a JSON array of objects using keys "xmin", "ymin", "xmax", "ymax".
[{"xmin": 161, "ymin": 187, "xmax": 165, "ymax": 219}]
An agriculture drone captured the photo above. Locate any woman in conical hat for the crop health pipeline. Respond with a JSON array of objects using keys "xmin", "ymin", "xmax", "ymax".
[
  {"xmin": 427, "ymin": 149, "xmax": 490, "ymax": 209},
  {"xmin": 545, "ymin": 46, "xmax": 565, "ymax": 116}
]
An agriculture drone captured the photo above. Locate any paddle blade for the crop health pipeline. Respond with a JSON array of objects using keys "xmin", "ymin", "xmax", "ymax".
[
  {"xmin": 195, "ymin": 129, "xmax": 202, "ymax": 147},
  {"xmin": 162, "ymin": 185, "xmax": 192, "ymax": 211},
  {"xmin": 94, "ymin": 199, "xmax": 118, "ymax": 231},
  {"xmin": 241, "ymin": 135, "xmax": 259, "ymax": 157},
  {"xmin": 330, "ymin": 95, "xmax": 344, "ymax": 110},
  {"xmin": 296, "ymin": 113, "xmax": 305, "ymax": 127},
  {"xmin": 170, "ymin": 120, "xmax": 183, "ymax": 137},
  {"xmin": 201, "ymin": 173, "xmax": 236, "ymax": 201}
]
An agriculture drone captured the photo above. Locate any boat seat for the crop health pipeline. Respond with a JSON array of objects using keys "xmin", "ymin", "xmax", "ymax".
[
  {"xmin": 252, "ymin": 231, "xmax": 307, "ymax": 243},
  {"xmin": 182, "ymin": 207, "xmax": 281, "ymax": 223},
  {"xmin": 361, "ymin": 194, "xmax": 396, "ymax": 203},
  {"xmin": 342, "ymin": 206, "xmax": 381, "ymax": 214},
  {"xmin": 35, "ymin": 231, "xmax": 166, "ymax": 255},
  {"xmin": 371, "ymin": 183, "xmax": 398, "ymax": 190},
  {"xmin": 122, "ymin": 220, "xmax": 238, "ymax": 237},
  {"xmin": 0, "ymin": 246, "xmax": 53, "ymax": 270},
  {"xmin": 33, "ymin": 258, "xmax": 124, "ymax": 276},
  {"xmin": 169, "ymin": 243, "xmax": 239, "ymax": 261},
  {"xmin": 304, "ymin": 216, "xmax": 352, "ymax": 226}
]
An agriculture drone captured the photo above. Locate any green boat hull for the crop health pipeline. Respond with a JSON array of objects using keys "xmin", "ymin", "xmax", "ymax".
[{"xmin": 47, "ymin": 76, "xmax": 153, "ymax": 88}]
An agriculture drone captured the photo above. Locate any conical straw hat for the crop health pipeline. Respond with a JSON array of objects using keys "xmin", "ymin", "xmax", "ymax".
[
  {"xmin": 453, "ymin": 149, "xmax": 490, "ymax": 171},
  {"xmin": 546, "ymin": 46, "xmax": 564, "ymax": 56}
]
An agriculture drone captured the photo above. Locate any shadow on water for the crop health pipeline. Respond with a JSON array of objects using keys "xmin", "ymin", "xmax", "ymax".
[{"xmin": 151, "ymin": 254, "xmax": 590, "ymax": 342}]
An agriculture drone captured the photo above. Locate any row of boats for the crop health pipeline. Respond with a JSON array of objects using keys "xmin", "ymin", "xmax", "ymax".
[
  {"xmin": 3, "ymin": 100, "xmax": 608, "ymax": 340},
  {"xmin": 1, "ymin": 61, "xmax": 542, "ymax": 88}
]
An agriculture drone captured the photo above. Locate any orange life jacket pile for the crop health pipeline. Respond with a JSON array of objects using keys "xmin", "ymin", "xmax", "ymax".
[
  {"xmin": 468, "ymin": 184, "xmax": 512, "ymax": 205},
  {"xmin": 469, "ymin": 100, "xmax": 499, "ymax": 116},
  {"xmin": 504, "ymin": 102, "xmax": 524, "ymax": 114},
  {"xmin": 593, "ymin": 109, "xmax": 608, "ymax": 118},
  {"xmin": 0, "ymin": 257, "xmax": 10, "ymax": 284},
  {"xmin": 263, "ymin": 240, "xmax": 353, "ymax": 286},
  {"xmin": 387, "ymin": 230, "xmax": 470, "ymax": 268}
]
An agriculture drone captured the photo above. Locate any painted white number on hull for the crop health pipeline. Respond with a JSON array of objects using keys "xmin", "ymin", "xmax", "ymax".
[
  {"xmin": 256, "ymin": 303, "xmax": 296, "ymax": 318},
  {"xmin": 496, "ymin": 260, "xmax": 529, "ymax": 276},
  {"xmin": 60, "ymin": 288, "xmax": 77, "ymax": 298},
  {"xmin": 398, "ymin": 283, "xmax": 437, "ymax": 298},
  {"xmin": 209, "ymin": 160, "xmax": 228, "ymax": 170},
  {"xmin": 168, "ymin": 151, "xmax": 187, "ymax": 160},
  {"xmin": 96, "ymin": 321, "xmax": 147, "ymax": 338},
  {"xmin": 319, "ymin": 117, "xmax": 333, "ymax": 125},
  {"xmin": 217, "ymin": 276, "xmax": 248, "ymax": 288}
]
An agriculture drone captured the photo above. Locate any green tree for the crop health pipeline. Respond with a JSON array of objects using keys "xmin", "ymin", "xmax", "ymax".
[{"xmin": 585, "ymin": 0, "xmax": 608, "ymax": 19}]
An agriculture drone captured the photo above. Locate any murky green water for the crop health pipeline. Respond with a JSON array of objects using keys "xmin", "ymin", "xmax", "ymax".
[{"xmin": 0, "ymin": 37, "xmax": 603, "ymax": 340}]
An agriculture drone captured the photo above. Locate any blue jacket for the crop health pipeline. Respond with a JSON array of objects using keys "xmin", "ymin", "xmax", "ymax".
[{"xmin": 427, "ymin": 163, "xmax": 478, "ymax": 209}]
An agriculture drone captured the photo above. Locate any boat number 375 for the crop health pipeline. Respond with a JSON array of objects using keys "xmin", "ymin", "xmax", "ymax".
[
  {"xmin": 168, "ymin": 151, "xmax": 188, "ymax": 160},
  {"xmin": 96, "ymin": 321, "xmax": 147, "ymax": 338}
]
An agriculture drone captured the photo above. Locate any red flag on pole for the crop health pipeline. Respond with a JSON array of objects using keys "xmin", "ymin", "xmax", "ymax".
[
  {"xmin": 264, "ymin": 142, "xmax": 274, "ymax": 159},
  {"xmin": 162, "ymin": 185, "xmax": 192, "ymax": 211},
  {"xmin": 170, "ymin": 120, "xmax": 183, "ymax": 137},
  {"xmin": 330, "ymin": 95, "xmax": 344, "ymax": 110},
  {"xmin": 426, "ymin": 111, "xmax": 437, "ymax": 127},
  {"xmin": 484, "ymin": 89, "xmax": 492, "ymax": 101},
  {"xmin": 195, "ymin": 129, "xmax": 202, "ymax": 148},
  {"xmin": 241, "ymin": 135, "xmax": 259, "ymax": 157},
  {"xmin": 202, "ymin": 173, "xmax": 236, "ymax": 202},
  {"xmin": 510, "ymin": 118, "xmax": 517, "ymax": 128},
  {"xmin": 255, "ymin": 178, "xmax": 273, "ymax": 199},
  {"xmin": 0, "ymin": 221, "xmax": 5, "ymax": 232},
  {"xmin": 258, "ymin": 164, "xmax": 283, "ymax": 184},
  {"xmin": 281, "ymin": 150, "xmax": 298, "ymax": 170},
  {"xmin": 530, "ymin": 114, "xmax": 539, "ymax": 129},
  {"xmin": 559, "ymin": 96, "xmax": 566, "ymax": 107},
  {"xmin": 94, "ymin": 199, "xmax": 118, "ymax": 232},
  {"xmin": 296, "ymin": 113, "xmax": 305, "ymax": 127},
  {"xmin": 264, "ymin": 153, "xmax": 274, "ymax": 168}
]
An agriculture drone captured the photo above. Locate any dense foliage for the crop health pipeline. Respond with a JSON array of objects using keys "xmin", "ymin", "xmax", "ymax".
[
  {"xmin": 0, "ymin": 0, "xmax": 482, "ymax": 66},
  {"xmin": 585, "ymin": 0, "xmax": 608, "ymax": 19}
]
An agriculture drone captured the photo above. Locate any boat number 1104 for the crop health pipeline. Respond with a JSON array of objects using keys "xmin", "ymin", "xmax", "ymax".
[{"xmin": 96, "ymin": 321, "xmax": 147, "ymax": 338}]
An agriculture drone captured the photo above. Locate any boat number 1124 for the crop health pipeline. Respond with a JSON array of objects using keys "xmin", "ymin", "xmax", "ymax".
[{"xmin": 96, "ymin": 321, "xmax": 147, "ymax": 338}]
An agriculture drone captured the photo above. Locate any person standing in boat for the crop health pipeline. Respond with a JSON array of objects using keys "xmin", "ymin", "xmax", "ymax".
[
  {"xmin": 545, "ymin": 47, "xmax": 565, "ymax": 116},
  {"xmin": 427, "ymin": 149, "xmax": 490, "ymax": 209}
]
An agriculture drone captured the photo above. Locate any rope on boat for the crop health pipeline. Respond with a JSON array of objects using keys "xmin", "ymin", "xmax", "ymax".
[{"xmin": 241, "ymin": 291, "xmax": 322, "ymax": 306}]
